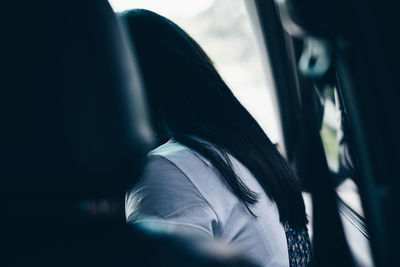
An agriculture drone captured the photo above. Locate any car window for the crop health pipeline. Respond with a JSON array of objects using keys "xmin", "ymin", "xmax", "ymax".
[
  {"xmin": 109, "ymin": 0, "xmax": 281, "ymax": 145},
  {"xmin": 318, "ymin": 84, "xmax": 364, "ymax": 214},
  {"xmin": 318, "ymin": 83, "xmax": 373, "ymax": 266}
]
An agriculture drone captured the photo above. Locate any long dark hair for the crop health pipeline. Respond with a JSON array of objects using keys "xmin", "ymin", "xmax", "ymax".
[{"xmin": 120, "ymin": 9, "xmax": 307, "ymax": 230}]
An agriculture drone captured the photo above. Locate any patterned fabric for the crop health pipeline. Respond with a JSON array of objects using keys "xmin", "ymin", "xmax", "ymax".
[{"xmin": 284, "ymin": 222, "xmax": 312, "ymax": 267}]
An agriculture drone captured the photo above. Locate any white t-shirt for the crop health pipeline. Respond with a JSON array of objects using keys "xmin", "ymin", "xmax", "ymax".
[{"xmin": 126, "ymin": 139, "xmax": 289, "ymax": 267}]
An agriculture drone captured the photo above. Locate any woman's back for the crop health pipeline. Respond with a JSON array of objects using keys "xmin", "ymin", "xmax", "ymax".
[
  {"xmin": 126, "ymin": 140, "xmax": 310, "ymax": 266},
  {"xmin": 121, "ymin": 9, "xmax": 311, "ymax": 266}
]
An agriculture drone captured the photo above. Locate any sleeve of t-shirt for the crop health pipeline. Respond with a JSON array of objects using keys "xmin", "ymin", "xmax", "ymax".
[{"xmin": 125, "ymin": 155, "xmax": 219, "ymax": 238}]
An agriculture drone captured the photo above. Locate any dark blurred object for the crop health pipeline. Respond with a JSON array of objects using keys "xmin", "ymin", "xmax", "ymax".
[
  {"xmin": 0, "ymin": 1, "xmax": 257, "ymax": 266},
  {"xmin": 4, "ymin": 206, "xmax": 257, "ymax": 267}
]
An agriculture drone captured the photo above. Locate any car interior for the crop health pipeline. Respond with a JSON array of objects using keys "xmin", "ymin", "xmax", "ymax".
[{"xmin": 2, "ymin": 0, "xmax": 399, "ymax": 266}]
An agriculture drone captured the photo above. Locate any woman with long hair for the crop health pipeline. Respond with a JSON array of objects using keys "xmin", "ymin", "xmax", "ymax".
[{"xmin": 121, "ymin": 9, "xmax": 311, "ymax": 267}]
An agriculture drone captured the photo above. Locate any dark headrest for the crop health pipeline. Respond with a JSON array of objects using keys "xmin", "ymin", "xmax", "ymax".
[
  {"xmin": 275, "ymin": 0, "xmax": 348, "ymax": 38},
  {"xmin": 1, "ymin": 0, "xmax": 154, "ymax": 201}
]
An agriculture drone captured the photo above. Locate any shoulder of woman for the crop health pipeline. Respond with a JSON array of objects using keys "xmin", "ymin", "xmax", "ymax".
[{"xmin": 125, "ymin": 152, "xmax": 220, "ymax": 237}]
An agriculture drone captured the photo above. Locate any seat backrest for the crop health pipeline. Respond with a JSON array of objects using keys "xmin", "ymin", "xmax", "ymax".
[
  {"xmin": 1, "ymin": 1, "xmax": 156, "ymax": 265},
  {"xmin": 1, "ymin": 0, "xmax": 154, "ymax": 203}
]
